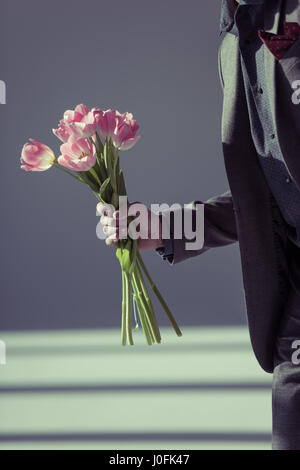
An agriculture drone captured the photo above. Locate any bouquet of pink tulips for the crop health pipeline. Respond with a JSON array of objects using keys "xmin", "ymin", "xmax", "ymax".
[{"xmin": 20, "ymin": 104, "xmax": 182, "ymax": 346}]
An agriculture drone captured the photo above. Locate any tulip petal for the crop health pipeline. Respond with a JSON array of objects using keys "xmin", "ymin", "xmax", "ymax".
[{"xmin": 20, "ymin": 139, "xmax": 55, "ymax": 172}]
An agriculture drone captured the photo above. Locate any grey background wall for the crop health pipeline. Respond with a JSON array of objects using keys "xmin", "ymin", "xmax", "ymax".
[{"xmin": 0, "ymin": 0, "xmax": 246, "ymax": 331}]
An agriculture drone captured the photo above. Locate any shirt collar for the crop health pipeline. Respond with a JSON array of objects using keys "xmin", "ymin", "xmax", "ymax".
[{"xmin": 220, "ymin": 0, "xmax": 264, "ymax": 34}]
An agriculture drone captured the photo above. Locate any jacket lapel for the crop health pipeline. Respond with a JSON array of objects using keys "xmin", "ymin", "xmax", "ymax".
[{"xmin": 263, "ymin": 0, "xmax": 283, "ymax": 127}]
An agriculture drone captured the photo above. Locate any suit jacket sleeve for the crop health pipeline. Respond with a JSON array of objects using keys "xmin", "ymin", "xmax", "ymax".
[
  {"xmin": 156, "ymin": 190, "xmax": 239, "ymax": 265},
  {"xmin": 156, "ymin": 43, "xmax": 238, "ymax": 264}
]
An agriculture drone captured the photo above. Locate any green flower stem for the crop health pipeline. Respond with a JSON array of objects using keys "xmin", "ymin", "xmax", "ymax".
[
  {"xmin": 90, "ymin": 137, "xmax": 98, "ymax": 152},
  {"xmin": 110, "ymin": 154, "xmax": 119, "ymax": 194},
  {"xmin": 53, "ymin": 162, "xmax": 86, "ymax": 184},
  {"xmin": 135, "ymin": 261, "xmax": 162, "ymax": 343},
  {"xmin": 114, "ymin": 150, "xmax": 120, "ymax": 193},
  {"xmin": 133, "ymin": 277, "xmax": 155, "ymax": 345},
  {"xmin": 137, "ymin": 252, "xmax": 183, "ymax": 338},
  {"xmin": 132, "ymin": 293, "xmax": 140, "ymax": 332},
  {"xmin": 134, "ymin": 293, "xmax": 152, "ymax": 346},
  {"xmin": 131, "ymin": 273, "xmax": 153, "ymax": 346},
  {"xmin": 132, "ymin": 269, "xmax": 158, "ymax": 344},
  {"xmin": 125, "ymin": 272, "xmax": 134, "ymax": 346},
  {"xmin": 121, "ymin": 270, "xmax": 127, "ymax": 346}
]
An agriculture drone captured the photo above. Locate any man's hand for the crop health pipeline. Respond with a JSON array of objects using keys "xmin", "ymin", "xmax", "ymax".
[{"xmin": 97, "ymin": 201, "xmax": 166, "ymax": 252}]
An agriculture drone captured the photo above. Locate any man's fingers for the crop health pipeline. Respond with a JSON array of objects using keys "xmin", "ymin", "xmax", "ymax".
[
  {"xmin": 105, "ymin": 236, "xmax": 118, "ymax": 247},
  {"xmin": 113, "ymin": 210, "xmax": 128, "ymax": 221},
  {"xmin": 101, "ymin": 214, "xmax": 129, "ymax": 229},
  {"xmin": 105, "ymin": 231, "xmax": 128, "ymax": 247},
  {"xmin": 97, "ymin": 202, "xmax": 114, "ymax": 217},
  {"xmin": 103, "ymin": 225, "xmax": 117, "ymax": 236},
  {"xmin": 104, "ymin": 226, "xmax": 128, "ymax": 237},
  {"xmin": 100, "ymin": 215, "xmax": 116, "ymax": 227},
  {"xmin": 98, "ymin": 202, "xmax": 143, "ymax": 220},
  {"xmin": 98, "ymin": 203, "xmax": 134, "ymax": 249}
]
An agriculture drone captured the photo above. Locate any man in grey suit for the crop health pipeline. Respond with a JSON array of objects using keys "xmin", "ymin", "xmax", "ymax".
[{"xmin": 98, "ymin": 0, "xmax": 300, "ymax": 450}]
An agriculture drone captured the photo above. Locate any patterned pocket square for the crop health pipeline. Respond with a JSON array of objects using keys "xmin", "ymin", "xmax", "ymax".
[{"xmin": 258, "ymin": 22, "xmax": 300, "ymax": 60}]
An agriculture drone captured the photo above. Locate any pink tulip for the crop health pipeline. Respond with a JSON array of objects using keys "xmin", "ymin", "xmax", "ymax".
[
  {"xmin": 96, "ymin": 109, "xmax": 140, "ymax": 151},
  {"xmin": 58, "ymin": 136, "xmax": 96, "ymax": 171},
  {"xmin": 112, "ymin": 112, "xmax": 141, "ymax": 151},
  {"xmin": 94, "ymin": 109, "xmax": 121, "ymax": 141},
  {"xmin": 53, "ymin": 104, "xmax": 97, "ymax": 141},
  {"xmin": 21, "ymin": 139, "xmax": 55, "ymax": 172},
  {"xmin": 52, "ymin": 119, "xmax": 71, "ymax": 143},
  {"xmin": 63, "ymin": 103, "xmax": 97, "ymax": 138},
  {"xmin": 64, "ymin": 103, "xmax": 90, "ymax": 123}
]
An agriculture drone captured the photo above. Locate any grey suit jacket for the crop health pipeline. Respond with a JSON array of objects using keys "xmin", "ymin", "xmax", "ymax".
[{"xmin": 164, "ymin": 0, "xmax": 300, "ymax": 373}]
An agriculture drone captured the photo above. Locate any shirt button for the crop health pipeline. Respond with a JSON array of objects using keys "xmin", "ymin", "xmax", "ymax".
[
  {"xmin": 257, "ymin": 87, "xmax": 264, "ymax": 94},
  {"xmin": 270, "ymin": 133, "xmax": 276, "ymax": 140},
  {"xmin": 286, "ymin": 177, "xmax": 292, "ymax": 183}
]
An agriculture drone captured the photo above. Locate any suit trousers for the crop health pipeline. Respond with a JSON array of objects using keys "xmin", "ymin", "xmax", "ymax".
[{"xmin": 272, "ymin": 204, "xmax": 300, "ymax": 450}]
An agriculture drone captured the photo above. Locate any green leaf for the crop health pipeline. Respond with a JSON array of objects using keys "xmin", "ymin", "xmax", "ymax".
[
  {"xmin": 111, "ymin": 192, "xmax": 119, "ymax": 210},
  {"xmin": 78, "ymin": 171, "xmax": 99, "ymax": 192},
  {"xmin": 98, "ymin": 158, "xmax": 108, "ymax": 182},
  {"xmin": 89, "ymin": 167, "xmax": 101, "ymax": 186},
  {"xmin": 118, "ymin": 170, "xmax": 127, "ymax": 196},
  {"xmin": 93, "ymin": 159, "xmax": 101, "ymax": 178},
  {"xmin": 103, "ymin": 143, "xmax": 111, "ymax": 173},
  {"xmin": 95, "ymin": 193, "xmax": 106, "ymax": 205},
  {"xmin": 100, "ymin": 177, "xmax": 112, "ymax": 204}
]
